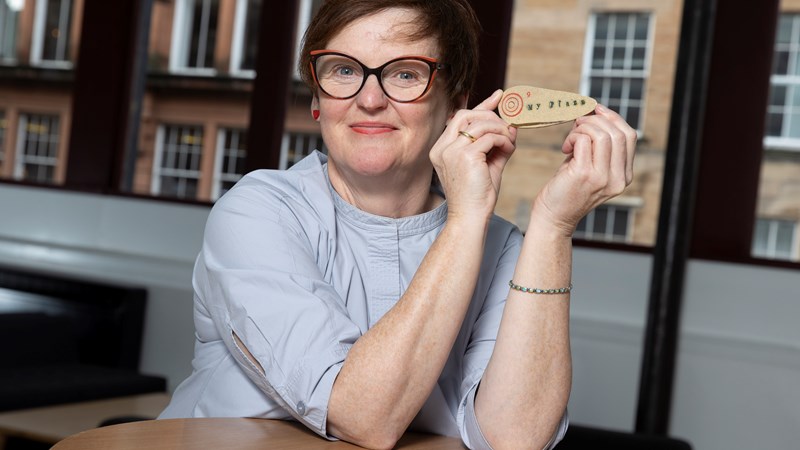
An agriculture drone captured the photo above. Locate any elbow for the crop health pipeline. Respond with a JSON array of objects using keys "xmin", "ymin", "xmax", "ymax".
[{"xmin": 329, "ymin": 422, "xmax": 402, "ymax": 450}]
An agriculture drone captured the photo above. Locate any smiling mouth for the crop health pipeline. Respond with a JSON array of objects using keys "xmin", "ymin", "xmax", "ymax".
[{"xmin": 350, "ymin": 123, "xmax": 396, "ymax": 135}]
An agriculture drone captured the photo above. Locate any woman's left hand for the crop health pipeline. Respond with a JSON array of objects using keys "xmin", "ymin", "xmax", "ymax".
[{"xmin": 532, "ymin": 104, "xmax": 637, "ymax": 236}]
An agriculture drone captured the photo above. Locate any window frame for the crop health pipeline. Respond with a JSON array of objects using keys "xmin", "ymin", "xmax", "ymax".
[
  {"xmin": 764, "ymin": 14, "xmax": 800, "ymax": 151},
  {"xmin": 30, "ymin": 0, "xmax": 74, "ymax": 69},
  {"xmin": 169, "ymin": 0, "xmax": 219, "ymax": 76},
  {"xmin": 753, "ymin": 217, "xmax": 799, "ymax": 260},
  {"xmin": 229, "ymin": 0, "xmax": 257, "ymax": 78},
  {"xmin": 212, "ymin": 127, "xmax": 247, "ymax": 200},
  {"xmin": 574, "ymin": 204, "xmax": 635, "ymax": 244},
  {"xmin": 150, "ymin": 123, "xmax": 205, "ymax": 199},
  {"xmin": 14, "ymin": 113, "xmax": 61, "ymax": 184},
  {"xmin": 580, "ymin": 11, "xmax": 654, "ymax": 135}
]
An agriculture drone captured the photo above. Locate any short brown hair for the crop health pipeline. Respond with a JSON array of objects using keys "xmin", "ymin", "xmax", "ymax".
[{"xmin": 298, "ymin": 0, "xmax": 481, "ymax": 104}]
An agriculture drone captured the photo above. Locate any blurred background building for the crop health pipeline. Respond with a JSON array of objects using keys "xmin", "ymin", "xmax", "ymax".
[{"xmin": 0, "ymin": 0, "xmax": 797, "ymax": 259}]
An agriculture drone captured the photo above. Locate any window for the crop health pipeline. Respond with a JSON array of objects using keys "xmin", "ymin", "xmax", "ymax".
[
  {"xmin": 574, "ymin": 204, "xmax": 633, "ymax": 243},
  {"xmin": 32, "ymin": 0, "xmax": 73, "ymax": 66},
  {"xmin": 280, "ymin": 131, "xmax": 326, "ymax": 170},
  {"xmin": 293, "ymin": 0, "xmax": 323, "ymax": 78},
  {"xmin": 765, "ymin": 14, "xmax": 800, "ymax": 149},
  {"xmin": 582, "ymin": 12, "xmax": 652, "ymax": 132},
  {"xmin": 170, "ymin": 0, "xmax": 220, "ymax": 73},
  {"xmin": 753, "ymin": 218, "xmax": 798, "ymax": 260},
  {"xmin": 152, "ymin": 124, "xmax": 204, "ymax": 199},
  {"xmin": 212, "ymin": 128, "xmax": 247, "ymax": 200},
  {"xmin": 15, "ymin": 113, "xmax": 60, "ymax": 184},
  {"xmin": 753, "ymin": 11, "xmax": 800, "ymax": 263},
  {"xmin": 230, "ymin": 0, "xmax": 261, "ymax": 76},
  {"xmin": 0, "ymin": 0, "xmax": 22, "ymax": 63}
]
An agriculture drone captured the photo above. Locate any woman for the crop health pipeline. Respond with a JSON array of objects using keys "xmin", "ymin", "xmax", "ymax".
[{"xmin": 160, "ymin": 1, "xmax": 636, "ymax": 449}]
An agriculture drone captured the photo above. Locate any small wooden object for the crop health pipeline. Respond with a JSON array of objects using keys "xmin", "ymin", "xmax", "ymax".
[{"xmin": 498, "ymin": 85, "xmax": 597, "ymax": 128}]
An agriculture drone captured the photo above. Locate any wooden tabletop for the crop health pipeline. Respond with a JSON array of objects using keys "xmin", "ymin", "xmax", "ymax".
[
  {"xmin": 0, "ymin": 393, "xmax": 171, "ymax": 444},
  {"xmin": 52, "ymin": 418, "xmax": 466, "ymax": 449}
]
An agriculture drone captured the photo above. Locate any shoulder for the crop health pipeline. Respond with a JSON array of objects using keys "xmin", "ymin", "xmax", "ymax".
[{"xmin": 212, "ymin": 151, "xmax": 333, "ymax": 222}]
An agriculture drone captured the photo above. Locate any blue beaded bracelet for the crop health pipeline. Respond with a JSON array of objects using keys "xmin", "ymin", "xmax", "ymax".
[{"xmin": 509, "ymin": 279, "xmax": 573, "ymax": 295}]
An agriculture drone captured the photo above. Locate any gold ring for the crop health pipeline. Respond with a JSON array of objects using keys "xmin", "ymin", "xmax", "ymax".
[{"xmin": 458, "ymin": 130, "xmax": 477, "ymax": 143}]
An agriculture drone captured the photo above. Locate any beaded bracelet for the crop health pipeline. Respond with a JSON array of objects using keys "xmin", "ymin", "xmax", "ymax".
[{"xmin": 509, "ymin": 279, "xmax": 573, "ymax": 295}]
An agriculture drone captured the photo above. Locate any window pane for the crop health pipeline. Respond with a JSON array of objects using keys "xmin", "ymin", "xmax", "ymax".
[
  {"xmin": 773, "ymin": 50, "xmax": 789, "ymax": 75},
  {"xmin": 17, "ymin": 114, "xmax": 61, "ymax": 184},
  {"xmin": 240, "ymin": 0, "xmax": 261, "ymax": 71},
  {"xmin": 0, "ymin": 0, "xmax": 21, "ymax": 62},
  {"xmin": 613, "ymin": 208, "xmax": 630, "ymax": 238},
  {"xmin": 41, "ymin": 0, "xmax": 72, "ymax": 62}
]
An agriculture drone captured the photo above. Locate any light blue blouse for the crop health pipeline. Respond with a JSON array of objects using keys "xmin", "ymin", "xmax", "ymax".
[{"xmin": 159, "ymin": 151, "xmax": 567, "ymax": 449}]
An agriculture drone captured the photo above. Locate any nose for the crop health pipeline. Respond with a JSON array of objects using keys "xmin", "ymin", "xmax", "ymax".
[{"xmin": 355, "ymin": 74, "xmax": 389, "ymax": 110}]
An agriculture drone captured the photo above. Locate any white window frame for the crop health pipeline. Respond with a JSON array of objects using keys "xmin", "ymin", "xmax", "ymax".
[
  {"xmin": 752, "ymin": 218, "xmax": 799, "ymax": 260},
  {"xmin": 169, "ymin": 0, "xmax": 218, "ymax": 76},
  {"xmin": 212, "ymin": 127, "xmax": 247, "ymax": 200},
  {"xmin": 279, "ymin": 131, "xmax": 326, "ymax": 170},
  {"xmin": 574, "ymin": 203, "xmax": 636, "ymax": 243},
  {"xmin": 229, "ymin": 0, "xmax": 256, "ymax": 77},
  {"xmin": 14, "ymin": 113, "xmax": 60, "ymax": 184},
  {"xmin": 292, "ymin": 0, "xmax": 321, "ymax": 80},
  {"xmin": 151, "ymin": 124, "xmax": 204, "ymax": 199},
  {"xmin": 764, "ymin": 14, "xmax": 800, "ymax": 151},
  {"xmin": 580, "ymin": 11, "xmax": 654, "ymax": 135},
  {"xmin": 0, "ymin": 0, "xmax": 23, "ymax": 64},
  {"xmin": 30, "ymin": 0, "xmax": 73, "ymax": 69}
]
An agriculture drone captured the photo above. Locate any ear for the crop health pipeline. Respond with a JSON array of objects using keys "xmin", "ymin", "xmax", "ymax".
[{"xmin": 310, "ymin": 96, "xmax": 320, "ymax": 121}]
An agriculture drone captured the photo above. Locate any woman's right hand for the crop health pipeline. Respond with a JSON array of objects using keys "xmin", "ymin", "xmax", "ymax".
[
  {"xmin": 531, "ymin": 104, "xmax": 637, "ymax": 236},
  {"xmin": 429, "ymin": 90, "xmax": 518, "ymax": 223}
]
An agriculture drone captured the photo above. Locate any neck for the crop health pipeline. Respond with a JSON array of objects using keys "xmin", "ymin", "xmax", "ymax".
[{"xmin": 327, "ymin": 162, "xmax": 442, "ymax": 218}]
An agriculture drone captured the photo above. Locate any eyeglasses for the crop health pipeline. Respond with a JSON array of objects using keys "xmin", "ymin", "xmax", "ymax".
[{"xmin": 309, "ymin": 50, "xmax": 447, "ymax": 103}]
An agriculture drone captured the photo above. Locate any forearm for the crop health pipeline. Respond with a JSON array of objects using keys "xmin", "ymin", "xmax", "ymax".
[
  {"xmin": 327, "ymin": 216, "xmax": 488, "ymax": 448},
  {"xmin": 475, "ymin": 214, "xmax": 573, "ymax": 450}
]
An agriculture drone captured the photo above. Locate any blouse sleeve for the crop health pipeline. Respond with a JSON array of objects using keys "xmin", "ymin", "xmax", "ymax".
[{"xmin": 194, "ymin": 182, "xmax": 361, "ymax": 438}]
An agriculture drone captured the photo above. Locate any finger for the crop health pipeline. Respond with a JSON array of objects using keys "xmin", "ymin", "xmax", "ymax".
[
  {"xmin": 457, "ymin": 118, "xmax": 516, "ymax": 143},
  {"xmin": 588, "ymin": 104, "xmax": 637, "ymax": 183},
  {"xmin": 574, "ymin": 116, "xmax": 627, "ymax": 183},
  {"xmin": 562, "ymin": 132, "xmax": 593, "ymax": 175},
  {"xmin": 473, "ymin": 89, "xmax": 504, "ymax": 112}
]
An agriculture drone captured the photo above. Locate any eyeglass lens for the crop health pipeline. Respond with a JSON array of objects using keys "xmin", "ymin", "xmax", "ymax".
[{"xmin": 314, "ymin": 54, "xmax": 434, "ymax": 102}]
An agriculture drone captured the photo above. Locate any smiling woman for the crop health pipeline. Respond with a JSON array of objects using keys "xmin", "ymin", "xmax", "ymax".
[{"xmin": 158, "ymin": 1, "xmax": 638, "ymax": 449}]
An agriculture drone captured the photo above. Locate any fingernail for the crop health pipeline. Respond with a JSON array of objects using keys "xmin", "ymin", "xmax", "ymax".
[{"xmin": 596, "ymin": 104, "xmax": 607, "ymax": 113}]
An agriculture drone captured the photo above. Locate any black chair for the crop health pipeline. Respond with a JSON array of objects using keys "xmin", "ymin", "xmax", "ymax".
[
  {"xmin": 0, "ymin": 265, "xmax": 166, "ymax": 412},
  {"xmin": 556, "ymin": 424, "xmax": 692, "ymax": 449}
]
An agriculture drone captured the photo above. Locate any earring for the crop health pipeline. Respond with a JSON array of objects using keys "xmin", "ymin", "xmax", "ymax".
[{"xmin": 312, "ymin": 109, "xmax": 320, "ymax": 120}]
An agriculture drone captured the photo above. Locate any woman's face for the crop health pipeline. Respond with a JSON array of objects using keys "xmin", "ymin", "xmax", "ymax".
[{"xmin": 313, "ymin": 8, "xmax": 457, "ymax": 183}]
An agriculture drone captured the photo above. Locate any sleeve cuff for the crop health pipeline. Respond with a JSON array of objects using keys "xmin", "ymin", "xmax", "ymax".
[
  {"xmin": 460, "ymin": 382, "xmax": 493, "ymax": 450},
  {"xmin": 460, "ymin": 384, "xmax": 570, "ymax": 450}
]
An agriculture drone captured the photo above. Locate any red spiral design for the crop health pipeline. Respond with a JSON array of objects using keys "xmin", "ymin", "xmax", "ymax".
[{"xmin": 500, "ymin": 93, "xmax": 523, "ymax": 118}]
